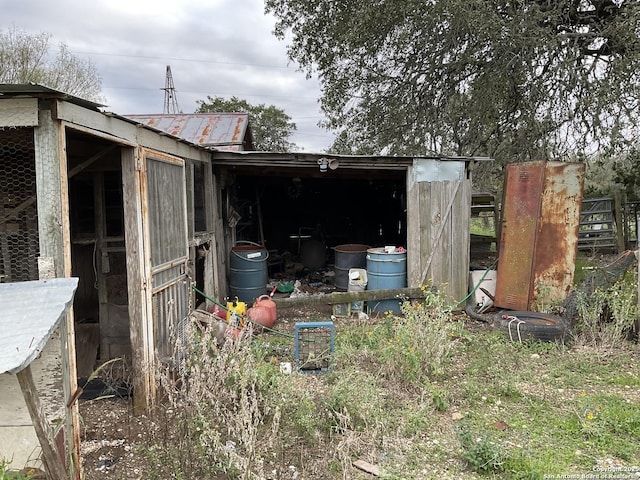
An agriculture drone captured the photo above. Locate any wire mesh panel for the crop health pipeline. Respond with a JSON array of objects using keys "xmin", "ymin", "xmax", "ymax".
[
  {"xmin": 0, "ymin": 127, "xmax": 39, "ymax": 282},
  {"xmin": 294, "ymin": 321, "xmax": 334, "ymax": 374}
]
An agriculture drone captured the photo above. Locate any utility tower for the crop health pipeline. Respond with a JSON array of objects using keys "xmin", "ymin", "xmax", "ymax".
[{"xmin": 162, "ymin": 65, "xmax": 181, "ymax": 114}]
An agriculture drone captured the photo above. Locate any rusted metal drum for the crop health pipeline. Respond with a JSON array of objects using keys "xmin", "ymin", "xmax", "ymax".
[{"xmin": 333, "ymin": 244, "xmax": 369, "ymax": 291}]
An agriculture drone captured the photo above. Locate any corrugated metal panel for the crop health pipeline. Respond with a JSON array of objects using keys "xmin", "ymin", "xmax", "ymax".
[
  {"xmin": 126, "ymin": 113, "xmax": 250, "ymax": 147},
  {"xmin": 0, "ymin": 277, "xmax": 78, "ymax": 374},
  {"xmin": 0, "ymin": 83, "xmax": 105, "ymax": 110}
]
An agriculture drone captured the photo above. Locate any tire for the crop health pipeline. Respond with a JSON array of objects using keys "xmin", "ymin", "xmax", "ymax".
[
  {"xmin": 465, "ymin": 301, "xmax": 492, "ymax": 323},
  {"xmin": 493, "ymin": 310, "xmax": 569, "ymax": 342}
]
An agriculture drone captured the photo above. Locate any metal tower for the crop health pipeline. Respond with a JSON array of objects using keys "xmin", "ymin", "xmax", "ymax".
[{"xmin": 162, "ymin": 65, "xmax": 181, "ymax": 114}]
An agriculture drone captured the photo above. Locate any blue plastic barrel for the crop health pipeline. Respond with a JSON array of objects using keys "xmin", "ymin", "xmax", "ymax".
[
  {"xmin": 229, "ymin": 241, "xmax": 269, "ymax": 303},
  {"xmin": 366, "ymin": 247, "xmax": 407, "ymax": 314}
]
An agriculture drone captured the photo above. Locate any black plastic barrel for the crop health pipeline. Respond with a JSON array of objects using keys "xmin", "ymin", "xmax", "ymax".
[
  {"xmin": 333, "ymin": 244, "xmax": 369, "ymax": 291},
  {"xmin": 366, "ymin": 247, "xmax": 407, "ymax": 314},
  {"xmin": 229, "ymin": 241, "xmax": 269, "ymax": 303}
]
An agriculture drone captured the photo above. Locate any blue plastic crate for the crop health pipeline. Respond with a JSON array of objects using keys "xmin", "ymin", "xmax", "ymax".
[{"xmin": 294, "ymin": 321, "xmax": 335, "ymax": 374}]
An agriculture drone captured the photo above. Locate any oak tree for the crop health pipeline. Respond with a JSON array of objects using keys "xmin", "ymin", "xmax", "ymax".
[{"xmin": 265, "ymin": 0, "xmax": 640, "ymax": 163}]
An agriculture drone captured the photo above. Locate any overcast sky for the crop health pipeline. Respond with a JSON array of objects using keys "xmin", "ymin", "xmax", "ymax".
[{"xmin": 1, "ymin": 0, "xmax": 335, "ymax": 152}]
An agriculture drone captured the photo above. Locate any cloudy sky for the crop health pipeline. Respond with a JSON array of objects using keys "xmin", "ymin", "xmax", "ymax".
[{"xmin": 1, "ymin": 0, "xmax": 335, "ymax": 152}]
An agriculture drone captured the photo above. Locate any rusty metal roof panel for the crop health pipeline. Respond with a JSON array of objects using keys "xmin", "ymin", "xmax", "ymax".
[
  {"xmin": 126, "ymin": 113, "xmax": 251, "ymax": 147},
  {"xmin": 0, "ymin": 278, "xmax": 79, "ymax": 375}
]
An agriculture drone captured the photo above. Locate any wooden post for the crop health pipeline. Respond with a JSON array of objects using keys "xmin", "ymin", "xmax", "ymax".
[
  {"xmin": 17, "ymin": 366, "xmax": 68, "ymax": 480},
  {"xmin": 614, "ymin": 189, "xmax": 625, "ymax": 253},
  {"xmin": 35, "ymin": 105, "xmax": 82, "ymax": 479},
  {"xmin": 122, "ymin": 147, "xmax": 153, "ymax": 414}
]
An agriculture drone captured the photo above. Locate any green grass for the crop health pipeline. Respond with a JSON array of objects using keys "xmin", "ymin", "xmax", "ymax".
[{"xmin": 142, "ymin": 279, "xmax": 640, "ymax": 479}]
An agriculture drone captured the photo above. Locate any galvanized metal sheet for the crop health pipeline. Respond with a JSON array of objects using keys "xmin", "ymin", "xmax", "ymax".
[
  {"xmin": 412, "ymin": 158, "xmax": 466, "ymax": 182},
  {"xmin": 0, "ymin": 277, "xmax": 78, "ymax": 374},
  {"xmin": 127, "ymin": 113, "xmax": 250, "ymax": 147}
]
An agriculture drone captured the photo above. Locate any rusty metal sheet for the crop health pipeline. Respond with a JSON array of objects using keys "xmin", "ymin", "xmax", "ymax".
[
  {"xmin": 533, "ymin": 161, "xmax": 585, "ymax": 308},
  {"xmin": 495, "ymin": 161, "xmax": 546, "ymax": 310},
  {"xmin": 126, "ymin": 113, "xmax": 250, "ymax": 148},
  {"xmin": 494, "ymin": 161, "xmax": 585, "ymax": 311}
]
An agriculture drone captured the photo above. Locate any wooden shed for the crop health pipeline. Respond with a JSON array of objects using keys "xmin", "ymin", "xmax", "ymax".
[
  {"xmin": 210, "ymin": 151, "xmax": 490, "ymax": 304},
  {"xmin": 0, "ymin": 84, "xmax": 223, "ymax": 420},
  {"xmin": 0, "ymin": 84, "xmax": 491, "ymax": 456}
]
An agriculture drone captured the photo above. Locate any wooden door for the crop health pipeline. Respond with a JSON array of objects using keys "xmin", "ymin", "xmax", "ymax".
[{"xmin": 141, "ymin": 150, "xmax": 190, "ymax": 362}]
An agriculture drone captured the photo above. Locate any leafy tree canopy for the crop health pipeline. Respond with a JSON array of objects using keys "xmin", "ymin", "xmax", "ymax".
[
  {"xmin": 0, "ymin": 27, "xmax": 103, "ymax": 102},
  {"xmin": 265, "ymin": 0, "xmax": 640, "ymax": 163},
  {"xmin": 196, "ymin": 95, "xmax": 297, "ymax": 152}
]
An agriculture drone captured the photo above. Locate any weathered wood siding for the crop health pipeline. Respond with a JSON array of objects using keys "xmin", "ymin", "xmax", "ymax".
[{"xmin": 407, "ymin": 178, "xmax": 471, "ymax": 304}]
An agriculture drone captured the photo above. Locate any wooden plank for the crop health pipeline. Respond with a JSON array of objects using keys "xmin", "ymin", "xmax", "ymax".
[
  {"xmin": 17, "ymin": 366, "xmax": 68, "ymax": 480},
  {"xmin": 420, "ymin": 181, "xmax": 461, "ymax": 285},
  {"xmin": 353, "ymin": 459, "xmax": 380, "ymax": 476},
  {"xmin": 274, "ymin": 287, "xmax": 424, "ymax": 309},
  {"xmin": 122, "ymin": 146, "xmax": 153, "ymax": 414},
  {"xmin": 57, "ymin": 128, "xmax": 82, "ymax": 480},
  {"xmin": 67, "ymin": 145, "xmax": 118, "ymax": 178},
  {"xmin": 58, "ymin": 102, "xmax": 210, "ymax": 163},
  {"xmin": 405, "ymin": 165, "xmax": 420, "ymax": 287},
  {"xmin": 452, "ymin": 180, "xmax": 472, "ymax": 302},
  {"xmin": 419, "ymin": 182, "xmax": 432, "ymax": 286},
  {"xmin": 203, "ymin": 162, "xmax": 218, "ymax": 299}
]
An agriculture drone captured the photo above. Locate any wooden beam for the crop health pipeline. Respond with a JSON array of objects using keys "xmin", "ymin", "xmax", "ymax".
[
  {"xmin": 17, "ymin": 366, "xmax": 68, "ymax": 480},
  {"xmin": 274, "ymin": 287, "xmax": 424, "ymax": 309},
  {"xmin": 67, "ymin": 144, "xmax": 119, "ymax": 178}
]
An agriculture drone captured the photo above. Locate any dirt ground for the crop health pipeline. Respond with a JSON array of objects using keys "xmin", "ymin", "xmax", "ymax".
[{"xmin": 78, "ymin": 303, "xmax": 338, "ymax": 480}]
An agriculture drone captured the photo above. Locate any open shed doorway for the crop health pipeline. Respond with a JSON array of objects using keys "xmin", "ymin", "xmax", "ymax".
[
  {"xmin": 230, "ymin": 170, "xmax": 407, "ymax": 288},
  {"xmin": 66, "ymin": 131, "xmax": 128, "ymax": 381}
]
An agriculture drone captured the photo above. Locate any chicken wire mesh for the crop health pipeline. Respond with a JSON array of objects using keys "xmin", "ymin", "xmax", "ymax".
[{"xmin": 0, "ymin": 127, "xmax": 39, "ymax": 282}]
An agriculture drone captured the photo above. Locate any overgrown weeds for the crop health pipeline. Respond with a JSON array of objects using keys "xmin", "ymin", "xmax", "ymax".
[
  {"xmin": 137, "ymin": 279, "xmax": 640, "ymax": 479},
  {"xmin": 572, "ymin": 271, "xmax": 638, "ymax": 348}
]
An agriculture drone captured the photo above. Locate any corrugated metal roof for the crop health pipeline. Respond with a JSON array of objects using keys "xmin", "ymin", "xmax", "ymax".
[
  {"xmin": 0, "ymin": 278, "xmax": 79, "ymax": 375},
  {"xmin": 126, "ymin": 113, "xmax": 252, "ymax": 149}
]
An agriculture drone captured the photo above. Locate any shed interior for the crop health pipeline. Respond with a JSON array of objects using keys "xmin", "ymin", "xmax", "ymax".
[
  {"xmin": 65, "ymin": 131, "xmax": 128, "ymax": 377},
  {"xmin": 222, "ymin": 166, "xmax": 408, "ymax": 283}
]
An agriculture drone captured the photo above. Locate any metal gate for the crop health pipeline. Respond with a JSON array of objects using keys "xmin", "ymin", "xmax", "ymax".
[{"xmin": 141, "ymin": 150, "xmax": 190, "ymax": 361}]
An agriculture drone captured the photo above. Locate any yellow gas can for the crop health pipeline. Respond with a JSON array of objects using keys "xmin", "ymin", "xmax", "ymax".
[{"xmin": 226, "ymin": 297, "xmax": 246, "ymax": 325}]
